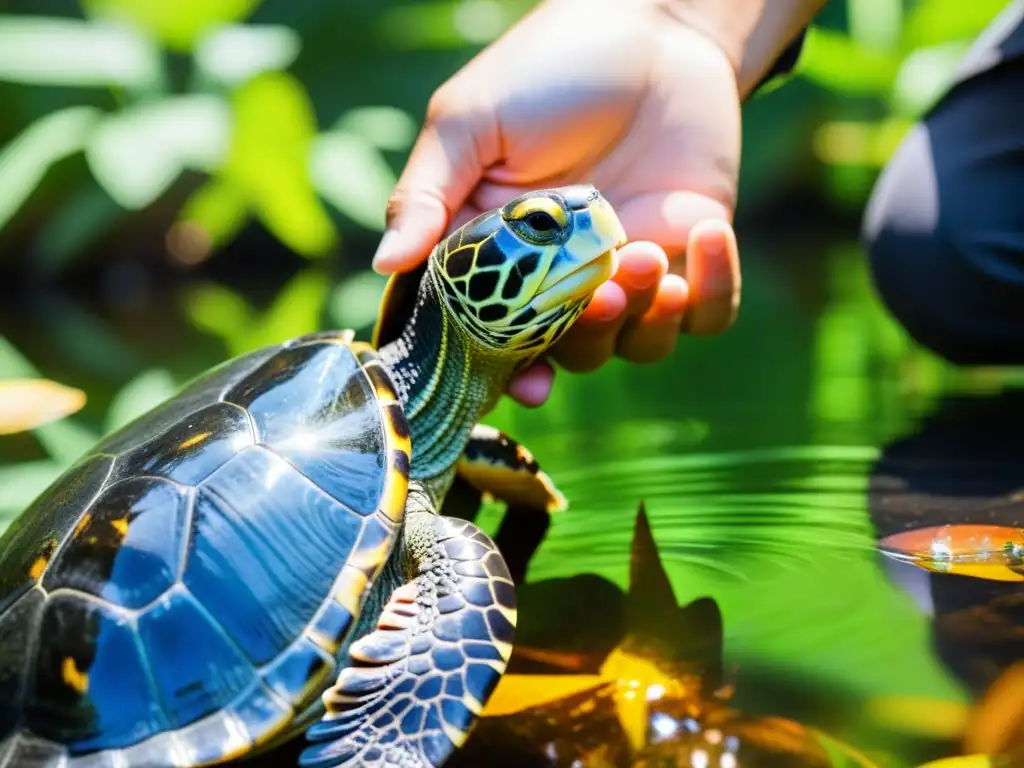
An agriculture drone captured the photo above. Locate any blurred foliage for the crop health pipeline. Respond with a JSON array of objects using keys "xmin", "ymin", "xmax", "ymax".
[
  {"xmin": 0, "ymin": 0, "xmax": 1014, "ymax": 269},
  {"xmin": 792, "ymin": 0, "xmax": 1014, "ymax": 205}
]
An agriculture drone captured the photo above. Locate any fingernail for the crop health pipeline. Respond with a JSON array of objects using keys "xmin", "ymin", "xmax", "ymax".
[{"xmin": 371, "ymin": 229, "xmax": 401, "ymax": 273}]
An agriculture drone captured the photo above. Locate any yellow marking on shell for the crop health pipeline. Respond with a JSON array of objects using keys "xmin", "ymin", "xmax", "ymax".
[
  {"xmin": 378, "ymin": 460, "xmax": 409, "ymax": 524},
  {"xmin": 110, "ymin": 517, "xmax": 129, "ymax": 536},
  {"xmin": 500, "ymin": 605, "xmax": 518, "ymax": 628},
  {"xmin": 506, "ymin": 197, "xmax": 568, "ymax": 228},
  {"xmin": 333, "ymin": 566, "xmax": 369, "ymax": 615},
  {"xmin": 28, "ymin": 555, "xmax": 49, "ymax": 580},
  {"xmin": 178, "ymin": 432, "xmax": 210, "ymax": 451},
  {"xmin": 74, "ymin": 512, "xmax": 92, "ymax": 536},
  {"xmin": 306, "ymin": 628, "xmax": 339, "ymax": 656},
  {"xmin": 62, "ymin": 657, "xmax": 89, "ymax": 694},
  {"xmin": 461, "ymin": 693, "xmax": 483, "ymax": 716},
  {"xmin": 441, "ymin": 719, "xmax": 470, "ymax": 748}
]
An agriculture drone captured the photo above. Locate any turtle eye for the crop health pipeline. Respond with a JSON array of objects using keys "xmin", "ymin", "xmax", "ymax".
[
  {"xmin": 505, "ymin": 197, "xmax": 570, "ymax": 245},
  {"xmin": 525, "ymin": 211, "xmax": 559, "ymax": 233}
]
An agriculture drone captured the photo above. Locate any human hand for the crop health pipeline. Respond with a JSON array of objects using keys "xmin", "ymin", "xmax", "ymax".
[{"xmin": 372, "ymin": 0, "xmax": 743, "ymax": 406}]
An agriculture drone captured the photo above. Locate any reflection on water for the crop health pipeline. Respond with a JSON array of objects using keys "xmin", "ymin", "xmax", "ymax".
[{"xmin": 1, "ymin": 240, "xmax": 1022, "ymax": 765}]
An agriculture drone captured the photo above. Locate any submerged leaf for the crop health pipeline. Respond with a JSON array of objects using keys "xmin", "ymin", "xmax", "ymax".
[
  {"xmin": 965, "ymin": 661, "xmax": 1024, "ymax": 757},
  {"xmin": 0, "ymin": 379, "xmax": 87, "ymax": 435}
]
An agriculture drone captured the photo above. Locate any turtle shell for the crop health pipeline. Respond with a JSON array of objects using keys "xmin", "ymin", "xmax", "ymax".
[
  {"xmin": 372, "ymin": 261, "xmax": 427, "ymax": 350},
  {"xmin": 0, "ymin": 331, "xmax": 411, "ymax": 767}
]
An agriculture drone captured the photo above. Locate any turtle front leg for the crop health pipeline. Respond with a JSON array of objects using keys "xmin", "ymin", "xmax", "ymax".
[
  {"xmin": 455, "ymin": 424, "xmax": 567, "ymax": 514},
  {"xmin": 299, "ymin": 489, "xmax": 516, "ymax": 768}
]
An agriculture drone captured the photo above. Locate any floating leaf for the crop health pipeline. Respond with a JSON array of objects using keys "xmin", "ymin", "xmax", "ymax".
[
  {"xmin": 863, "ymin": 695, "xmax": 968, "ymax": 741},
  {"xmin": 82, "ymin": 0, "xmax": 263, "ymax": 52},
  {"xmin": 194, "ymin": 23, "xmax": 301, "ymax": 86},
  {"xmin": 0, "ymin": 379, "xmax": 86, "ymax": 435},
  {"xmin": 0, "ymin": 107, "xmax": 101, "ymax": 235},
  {"xmin": 103, "ymin": 369, "xmax": 178, "ymax": 436},
  {"xmin": 223, "ymin": 72, "xmax": 337, "ymax": 257},
  {"xmin": 85, "ymin": 95, "xmax": 230, "ymax": 210},
  {"xmin": 879, "ymin": 525, "xmax": 1024, "ymax": 582},
  {"xmin": 311, "ymin": 131, "xmax": 397, "ymax": 231},
  {"xmin": 0, "ymin": 17, "xmax": 161, "ymax": 88}
]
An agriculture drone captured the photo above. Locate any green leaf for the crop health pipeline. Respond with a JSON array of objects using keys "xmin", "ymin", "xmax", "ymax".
[
  {"xmin": 327, "ymin": 269, "xmax": 389, "ymax": 331},
  {"xmin": 183, "ymin": 282, "xmax": 256, "ymax": 357},
  {"xmin": 333, "ymin": 106, "xmax": 418, "ymax": 152},
  {"xmin": 902, "ymin": 0, "xmax": 1014, "ymax": 50},
  {"xmin": 311, "ymin": 131, "xmax": 397, "ymax": 231},
  {"xmin": 103, "ymin": 368, "xmax": 178, "ymax": 436},
  {"xmin": 223, "ymin": 72, "xmax": 337, "ymax": 257},
  {"xmin": 82, "ymin": 0, "xmax": 264, "ymax": 52},
  {"xmin": 0, "ymin": 107, "xmax": 101, "ymax": 235},
  {"xmin": 889, "ymin": 42, "xmax": 972, "ymax": 118},
  {"xmin": 0, "ymin": 461, "xmax": 64, "ymax": 521},
  {"xmin": 194, "ymin": 24, "xmax": 301, "ymax": 86},
  {"xmin": 173, "ymin": 178, "xmax": 250, "ymax": 262},
  {"xmin": 245, "ymin": 268, "xmax": 330, "ymax": 351},
  {"xmin": 0, "ymin": 16, "xmax": 161, "ymax": 88},
  {"xmin": 798, "ymin": 27, "xmax": 900, "ymax": 96},
  {"xmin": 85, "ymin": 95, "xmax": 230, "ymax": 210}
]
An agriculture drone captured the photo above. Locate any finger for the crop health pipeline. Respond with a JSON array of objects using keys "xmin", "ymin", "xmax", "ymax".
[
  {"xmin": 616, "ymin": 274, "xmax": 690, "ymax": 363},
  {"xmin": 612, "ymin": 241, "xmax": 669, "ymax": 316},
  {"xmin": 506, "ymin": 360, "xmax": 555, "ymax": 408},
  {"xmin": 682, "ymin": 219, "xmax": 741, "ymax": 336},
  {"xmin": 372, "ymin": 99, "xmax": 497, "ymax": 274},
  {"xmin": 614, "ymin": 190, "xmax": 732, "ymax": 261},
  {"xmin": 550, "ymin": 281, "xmax": 628, "ymax": 373}
]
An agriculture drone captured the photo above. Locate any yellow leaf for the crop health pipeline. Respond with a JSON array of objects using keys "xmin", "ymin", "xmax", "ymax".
[
  {"xmin": 483, "ymin": 674, "xmax": 606, "ymax": 718},
  {"xmin": 917, "ymin": 756, "xmax": 993, "ymax": 768},
  {"xmin": 863, "ymin": 695, "xmax": 969, "ymax": 740},
  {"xmin": 0, "ymin": 379, "xmax": 86, "ymax": 435}
]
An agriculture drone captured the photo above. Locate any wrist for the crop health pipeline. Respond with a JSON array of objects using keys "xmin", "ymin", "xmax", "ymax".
[{"xmin": 651, "ymin": 0, "xmax": 823, "ymax": 99}]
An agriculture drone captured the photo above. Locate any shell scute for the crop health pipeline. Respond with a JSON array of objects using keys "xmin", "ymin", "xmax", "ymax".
[{"xmin": 42, "ymin": 477, "xmax": 188, "ymax": 610}]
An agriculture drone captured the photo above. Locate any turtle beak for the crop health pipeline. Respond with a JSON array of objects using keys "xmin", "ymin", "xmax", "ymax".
[{"xmin": 531, "ymin": 192, "xmax": 626, "ymax": 315}]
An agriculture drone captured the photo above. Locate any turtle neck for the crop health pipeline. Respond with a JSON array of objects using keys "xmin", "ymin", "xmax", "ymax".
[{"xmin": 377, "ymin": 269, "xmax": 517, "ymax": 504}]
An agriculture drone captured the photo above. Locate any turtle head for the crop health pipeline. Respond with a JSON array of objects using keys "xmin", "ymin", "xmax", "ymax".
[{"xmin": 430, "ymin": 185, "xmax": 626, "ymax": 358}]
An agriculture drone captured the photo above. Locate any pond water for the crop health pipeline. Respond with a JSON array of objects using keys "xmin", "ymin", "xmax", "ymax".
[{"xmin": 0, "ymin": 235, "xmax": 1021, "ymax": 766}]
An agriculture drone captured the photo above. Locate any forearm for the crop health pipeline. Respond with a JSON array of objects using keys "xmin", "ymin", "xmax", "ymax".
[{"xmin": 656, "ymin": 0, "xmax": 829, "ymax": 97}]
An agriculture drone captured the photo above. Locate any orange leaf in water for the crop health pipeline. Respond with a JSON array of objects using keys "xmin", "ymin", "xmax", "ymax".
[
  {"xmin": 916, "ymin": 757, "xmax": 993, "ymax": 768},
  {"xmin": 879, "ymin": 525, "xmax": 1024, "ymax": 582},
  {"xmin": 0, "ymin": 379, "xmax": 87, "ymax": 435},
  {"xmin": 964, "ymin": 661, "xmax": 1024, "ymax": 757}
]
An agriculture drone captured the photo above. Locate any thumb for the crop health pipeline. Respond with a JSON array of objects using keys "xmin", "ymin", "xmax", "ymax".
[{"xmin": 372, "ymin": 101, "xmax": 490, "ymax": 274}]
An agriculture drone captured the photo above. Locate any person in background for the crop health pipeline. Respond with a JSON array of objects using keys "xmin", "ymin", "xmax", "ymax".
[{"xmin": 371, "ymin": 0, "xmax": 1024, "ymax": 406}]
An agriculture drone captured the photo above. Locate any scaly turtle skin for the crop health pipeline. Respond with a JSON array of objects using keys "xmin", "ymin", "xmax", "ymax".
[{"xmin": 0, "ymin": 185, "xmax": 626, "ymax": 768}]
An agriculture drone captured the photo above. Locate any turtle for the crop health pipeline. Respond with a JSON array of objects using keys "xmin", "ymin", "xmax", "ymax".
[{"xmin": 0, "ymin": 184, "xmax": 627, "ymax": 768}]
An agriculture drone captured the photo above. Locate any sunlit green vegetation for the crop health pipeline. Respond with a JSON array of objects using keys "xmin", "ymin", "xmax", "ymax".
[{"xmin": 0, "ymin": 1, "xmax": 1022, "ymax": 765}]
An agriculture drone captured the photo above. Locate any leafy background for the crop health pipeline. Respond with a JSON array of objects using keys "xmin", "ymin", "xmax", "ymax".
[{"xmin": 1, "ymin": 0, "xmax": 1022, "ymax": 765}]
